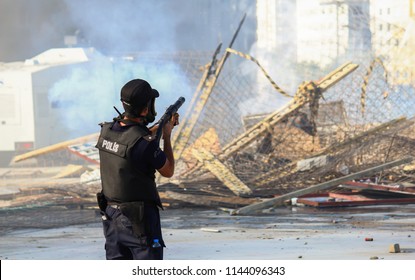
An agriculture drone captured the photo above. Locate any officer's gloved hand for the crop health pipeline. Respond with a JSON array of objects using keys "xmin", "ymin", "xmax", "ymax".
[{"xmin": 163, "ymin": 113, "xmax": 179, "ymax": 139}]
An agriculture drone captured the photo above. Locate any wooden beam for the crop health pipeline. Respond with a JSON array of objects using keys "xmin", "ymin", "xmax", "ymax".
[
  {"xmin": 165, "ymin": 191, "xmax": 259, "ymax": 207},
  {"xmin": 192, "ymin": 148, "xmax": 252, "ymax": 196},
  {"xmin": 12, "ymin": 133, "xmax": 99, "ymax": 163},
  {"xmin": 232, "ymin": 157, "xmax": 413, "ymax": 215}
]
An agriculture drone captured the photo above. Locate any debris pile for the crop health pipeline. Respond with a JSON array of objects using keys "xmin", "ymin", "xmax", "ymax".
[
  {"xmin": 162, "ymin": 45, "xmax": 415, "ymax": 214},
  {"xmin": 3, "ymin": 19, "xmax": 415, "ymax": 215}
]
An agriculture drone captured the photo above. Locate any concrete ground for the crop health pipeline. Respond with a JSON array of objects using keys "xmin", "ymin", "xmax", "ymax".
[{"xmin": 1, "ymin": 205, "xmax": 415, "ymax": 260}]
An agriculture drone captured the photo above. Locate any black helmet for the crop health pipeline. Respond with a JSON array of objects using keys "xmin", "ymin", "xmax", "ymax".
[{"xmin": 120, "ymin": 79, "xmax": 159, "ymax": 123}]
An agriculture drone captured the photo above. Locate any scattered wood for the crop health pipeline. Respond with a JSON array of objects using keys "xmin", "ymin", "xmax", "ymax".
[
  {"xmin": 192, "ymin": 148, "xmax": 252, "ymax": 196},
  {"xmin": 53, "ymin": 164, "xmax": 93, "ymax": 179},
  {"xmin": 389, "ymin": 244, "xmax": 401, "ymax": 253},
  {"xmin": 0, "ymin": 171, "xmax": 101, "ymax": 210},
  {"xmin": 165, "ymin": 190, "xmax": 260, "ymax": 208},
  {"xmin": 232, "ymin": 157, "xmax": 413, "ymax": 215},
  {"xmin": 12, "ymin": 133, "xmax": 99, "ymax": 163},
  {"xmin": 3, "ymin": 56, "xmax": 415, "ymax": 215},
  {"xmin": 7, "ymin": 178, "xmax": 81, "ymax": 189},
  {"xmin": 201, "ymin": 228, "xmax": 222, "ymax": 233}
]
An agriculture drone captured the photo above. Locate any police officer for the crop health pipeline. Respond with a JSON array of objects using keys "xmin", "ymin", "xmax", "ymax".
[{"xmin": 96, "ymin": 78, "xmax": 178, "ymax": 260}]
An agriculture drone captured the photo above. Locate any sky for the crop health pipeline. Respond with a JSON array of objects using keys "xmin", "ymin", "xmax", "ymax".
[{"xmin": 0, "ymin": 0, "xmax": 253, "ymax": 62}]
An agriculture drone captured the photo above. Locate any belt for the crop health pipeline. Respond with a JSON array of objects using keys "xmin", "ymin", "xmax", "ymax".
[
  {"xmin": 109, "ymin": 204, "xmax": 121, "ymax": 209},
  {"xmin": 108, "ymin": 201, "xmax": 155, "ymax": 209}
]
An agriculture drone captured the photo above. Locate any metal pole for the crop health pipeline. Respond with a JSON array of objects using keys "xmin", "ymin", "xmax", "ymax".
[{"xmin": 233, "ymin": 157, "xmax": 413, "ymax": 215}]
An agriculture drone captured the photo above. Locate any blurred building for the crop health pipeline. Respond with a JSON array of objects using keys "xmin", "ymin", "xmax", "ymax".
[
  {"xmin": 371, "ymin": 0, "xmax": 415, "ymax": 84},
  {"xmin": 0, "ymin": 48, "xmax": 96, "ymax": 166},
  {"xmin": 256, "ymin": 0, "xmax": 298, "ymax": 97},
  {"xmin": 258, "ymin": 0, "xmax": 413, "ymax": 85},
  {"xmin": 296, "ymin": 0, "xmax": 371, "ymax": 67},
  {"xmin": 257, "ymin": 0, "xmax": 297, "ymax": 56}
]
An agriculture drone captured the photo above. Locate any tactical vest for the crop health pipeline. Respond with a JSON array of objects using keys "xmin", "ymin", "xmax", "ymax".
[{"xmin": 96, "ymin": 122, "xmax": 161, "ymax": 206}]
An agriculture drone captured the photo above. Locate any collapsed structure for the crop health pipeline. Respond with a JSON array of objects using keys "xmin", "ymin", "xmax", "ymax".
[
  {"xmin": 163, "ymin": 44, "xmax": 415, "ymax": 213},
  {"xmin": 4, "ymin": 12, "xmax": 415, "ymax": 215}
]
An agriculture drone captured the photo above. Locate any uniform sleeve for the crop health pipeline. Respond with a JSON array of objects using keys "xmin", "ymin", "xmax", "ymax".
[
  {"xmin": 146, "ymin": 140, "xmax": 167, "ymax": 170},
  {"xmin": 131, "ymin": 138, "xmax": 167, "ymax": 171}
]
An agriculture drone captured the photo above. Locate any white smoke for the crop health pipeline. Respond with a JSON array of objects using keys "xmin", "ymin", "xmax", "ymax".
[
  {"xmin": 62, "ymin": 0, "xmax": 180, "ymax": 52},
  {"xmin": 46, "ymin": 0, "xmax": 198, "ymax": 137},
  {"xmin": 236, "ymin": 0, "xmax": 299, "ymax": 117},
  {"xmin": 1, "ymin": 0, "xmax": 261, "ymax": 140},
  {"xmin": 48, "ymin": 51, "xmax": 192, "ymax": 136}
]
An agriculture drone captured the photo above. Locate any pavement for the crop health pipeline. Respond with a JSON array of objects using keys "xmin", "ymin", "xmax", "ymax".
[{"xmin": 1, "ymin": 205, "xmax": 415, "ymax": 260}]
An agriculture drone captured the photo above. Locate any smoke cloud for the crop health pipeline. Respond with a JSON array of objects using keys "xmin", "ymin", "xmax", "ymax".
[
  {"xmin": 62, "ymin": 0, "xmax": 180, "ymax": 53},
  {"xmin": 48, "ymin": 51, "xmax": 192, "ymax": 136},
  {"xmin": 1, "ymin": 0, "xmax": 253, "ymax": 139},
  {"xmin": 0, "ymin": 0, "xmax": 249, "ymax": 61}
]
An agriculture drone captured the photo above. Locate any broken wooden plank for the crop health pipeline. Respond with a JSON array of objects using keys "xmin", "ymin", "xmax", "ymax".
[
  {"xmin": 191, "ymin": 148, "xmax": 252, "ymax": 196},
  {"xmin": 12, "ymin": 133, "xmax": 99, "ymax": 163},
  {"xmin": 15, "ymin": 178, "xmax": 81, "ymax": 188},
  {"xmin": 201, "ymin": 228, "xmax": 222, "ymax": 233},
  {"xmin": 181, "ymin": 128, "xmax": 222, "ymax": 170},
  {"xmin": 0, "ymin": 193, "xmax": 85, "ymax": 209},
  {"xmin": 165, "ymin": 190, "xmax": 259, "ymax": 207},
  {"xmin": 232, "ymin": 157, "xmax": 413, "ymax": 215},
  {"xmin": 53, "ymin": 164, "xmax": 93, "ymax": 179}
]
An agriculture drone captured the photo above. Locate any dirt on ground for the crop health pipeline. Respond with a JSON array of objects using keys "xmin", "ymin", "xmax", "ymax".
[{"xmin": 0, "ymin": 204, "xmax": 414, "ymax": 260}]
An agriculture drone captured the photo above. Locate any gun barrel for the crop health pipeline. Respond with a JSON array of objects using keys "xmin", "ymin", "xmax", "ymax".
[
  {"xmin": 155, "ymin": 96, "xmax": 186, "ymax": 144},
  {"xmin": 165, "ymin": 96, "xmax": 185, "ymax": 119},
  {"xmin": 171, "ymin": 97, "xmax": 185, "ymax": 113}
]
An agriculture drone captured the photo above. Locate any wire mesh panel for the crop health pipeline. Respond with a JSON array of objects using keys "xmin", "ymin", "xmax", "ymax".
[
  {"xmin": 173, "ymin": 27, "xmax": 415, "ymax": 199},
  {"xmin": 2, "ymin": 4, "xmax": 415, "ymax": 218}
]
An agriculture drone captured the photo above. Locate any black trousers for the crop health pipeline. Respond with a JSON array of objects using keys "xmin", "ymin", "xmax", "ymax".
[{"xmin": 102, "ymin": 204, "xmax": 164, "ymax": 260}]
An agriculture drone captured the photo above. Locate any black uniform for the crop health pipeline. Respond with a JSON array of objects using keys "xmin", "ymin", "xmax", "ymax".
[{"xmin": 96, "ymin": 120, "xmax": 166, "ymax": 260}]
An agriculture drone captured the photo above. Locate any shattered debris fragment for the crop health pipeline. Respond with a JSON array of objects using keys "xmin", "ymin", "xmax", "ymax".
[{"xmin": 389, "ymin": 243, "xmax": 401, "ymax": 253}]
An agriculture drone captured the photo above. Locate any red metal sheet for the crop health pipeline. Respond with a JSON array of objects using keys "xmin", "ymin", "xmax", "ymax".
[
  {"xmin": 341, "ymin": 181, "xmax": 415, "ymax": 195},
  {"xmin": 297, "ymin": 192, "xmax": 415, "ymax": 208}
]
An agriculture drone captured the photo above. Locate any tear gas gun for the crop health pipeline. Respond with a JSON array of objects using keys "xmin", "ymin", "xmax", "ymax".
[{"xmin": 154, "ymin": 96, "xmax": 185, "ymax": 145}]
